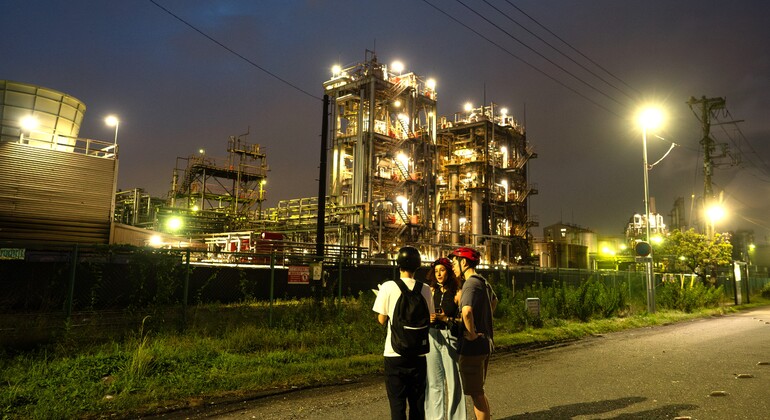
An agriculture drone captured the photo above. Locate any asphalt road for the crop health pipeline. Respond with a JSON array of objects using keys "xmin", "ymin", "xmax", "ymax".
[{"xmin": 159, "ymin": 307, "xmax": 770, "ymax": 419}]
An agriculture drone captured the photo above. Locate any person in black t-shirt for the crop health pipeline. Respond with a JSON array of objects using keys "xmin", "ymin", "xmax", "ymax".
[{"xmin": 424, "ymin": 257, "xmax": 467, "ymax": 420}]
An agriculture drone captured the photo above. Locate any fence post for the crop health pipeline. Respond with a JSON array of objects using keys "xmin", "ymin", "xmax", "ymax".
[
  {"xmin": 269, "ymin": 250, "xmax": 275, "ymax": 327},
  {"xmin": 182, "ymin": 249, "xmax": 190, "ymax": 330},
  {"xmin": 65, "ymin": 244, "xmax": 79, "ymax": 319},
  {"xmin": 338, "ymin": 255, "xmax": 343, "ymax": 301}
]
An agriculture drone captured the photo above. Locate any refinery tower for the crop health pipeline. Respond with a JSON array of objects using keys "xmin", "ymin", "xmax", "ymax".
[{"xmin": 319, "ymin": 52, "xmax": 537, "ymax": 264}]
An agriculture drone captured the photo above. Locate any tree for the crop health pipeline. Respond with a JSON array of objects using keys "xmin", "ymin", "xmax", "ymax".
[{"xmin": 659, "ymin": 228, "xmax": 732, "ymax": 284}]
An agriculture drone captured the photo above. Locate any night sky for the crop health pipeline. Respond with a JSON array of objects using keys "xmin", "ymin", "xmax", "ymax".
[{"xmin": 3, "ymin": 1, "xmax": 769, "ymax": 240}]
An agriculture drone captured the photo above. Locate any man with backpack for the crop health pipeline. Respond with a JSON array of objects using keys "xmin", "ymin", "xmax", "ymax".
[
  {"xmin": 450, "ymin": 247, "xmax": 497, "ymax": 420},
  {"xmin": 373, "ymin": 246, "xmax": 435, "ymax": 420}
]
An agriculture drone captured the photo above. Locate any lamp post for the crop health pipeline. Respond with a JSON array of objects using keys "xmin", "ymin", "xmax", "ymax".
[
  {"xmin": 638, "ymin": 107, "xmax": 663, "ymax": 313},
  {"xmin": 105, "ymin": 115, "xmax": 120, "ymax": 145},
  {"xmin": 105, "ymin": 115, "xmax": 120, "ymax": 224}
]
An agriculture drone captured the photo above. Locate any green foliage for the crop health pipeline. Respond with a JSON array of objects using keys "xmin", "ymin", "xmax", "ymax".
[
  {"xmin": 656, "ymin": 279, "xmax": 725, "ymax": 312},
  {"xmin": 0, "ymin": 271, "xmax": 745, "ymax": 418},
  {"xmin": 0, "ymin": 298, "xmax": 386, "ymax": 418},
  {"xmin": 762, "ymin": 283, "xmax": 770, "ymax": 299},
  {"xmin": 660, "ymin": 229, "xmax": 733, "ymax": 282},
  {"xmin": 506, "ymin": 278, "xmax": 628, "ymax": 326}
]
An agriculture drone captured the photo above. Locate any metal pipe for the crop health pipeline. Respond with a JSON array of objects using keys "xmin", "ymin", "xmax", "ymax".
[{"xmin": 642, "ymin": 126, "xmax": 656, "ymax": 313}]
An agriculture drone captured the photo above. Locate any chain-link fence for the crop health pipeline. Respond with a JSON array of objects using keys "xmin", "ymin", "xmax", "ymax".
[{"xmin": 1, "ymin": 244, "xmax": 768, "ymax": 347}]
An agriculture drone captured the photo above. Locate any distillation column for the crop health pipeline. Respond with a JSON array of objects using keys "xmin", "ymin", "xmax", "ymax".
[
  {"xmin": 450, "ymin": 171, "xmax": 460, "ymax": 244},
  {"xmin": 471, "ymin": 189, "xmax": 483, "ymax": 246}
]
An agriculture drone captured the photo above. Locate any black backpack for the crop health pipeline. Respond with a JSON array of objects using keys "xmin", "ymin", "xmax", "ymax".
[{"xmin": 390, "ymin": 278, "xmax": 430, "ymax": 357}]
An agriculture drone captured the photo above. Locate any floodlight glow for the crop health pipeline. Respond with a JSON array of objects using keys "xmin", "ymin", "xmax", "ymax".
[
  {"xmin": 331, "ymin": 64, "xmax": 342, "ymax": 76},
  {"xmin": 391, "ymin": 61, "xmax": 404, "ymax": 74},
  {"xmin": 500, "ymin": 108, "xmax": 508, "ymax": 115},
  {"xmin": 191, "ymin": 205, "xmax": 199, "ymax": 212},
  {"xmin": 105, "ymin": 115, "xmax": 119, "ymax": 127},
  {"xmin": 20, "ymin": 115, "xmax": 38, "ymax": 130},
  {"xmin": 149, "ymin": 235, "xmax": 163, "ymax": 247},
  {"xmin": 426, "ymin": 78, "xmax": 436, "ymax": 90},
  {"xmin": 464, "ymin": 102, "xmax": 473, "ymax": 112},
  {"xmin": 749, "ymin": 244, "xmax": 756, "ymax": 251},
  {"xmin": 601, "ymin": 246, "xmax": 615, "ymax": 256},
  {"xmin": 199, "ymin": 149, "xmax": 205, "ymax": 155},
  {"xmin": 396, "ymin": 152, "xmax": 409, "ymax": 165},
  {"xmin": 651, "ymin": 235, "xmax": 664, "ymax": 244},
  {"xmin": 705, "ymin": 204, "xmax": 726, "ymax": 223},
  {"xmin": 395, "ymin": 195, "xmax": 408, "ymax": 213},
  {"xmin": 166, "ymin": 217, "xmax": 183, "ymax": 231},
  {"xmin": 638, "ymin": 107, "xmax": 664, "ymax": 130},
  {"xmin": 393, "ymin": 99, "xmax": 402, "ymax": 108}
]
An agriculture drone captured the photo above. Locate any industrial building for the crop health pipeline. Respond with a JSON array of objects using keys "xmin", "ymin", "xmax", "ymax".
[
  {"xmin": 0, "ymin": 80, "xmax": 117, "ymax": 246},
  {"xmin": 260, "ymin": 52, "xmax": 538, "ymax": 264},
  {"xmin": 2, "ymin": 53, "xmax": 538, "ymax": 265}
]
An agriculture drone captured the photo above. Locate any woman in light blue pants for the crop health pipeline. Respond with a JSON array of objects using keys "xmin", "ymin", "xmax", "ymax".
[{"xmin": 425, "ymin": 258, "xmax": 467, "ymax": 420}]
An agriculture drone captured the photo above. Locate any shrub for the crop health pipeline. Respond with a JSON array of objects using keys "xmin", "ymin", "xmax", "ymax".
[
  {"xmin": 657, "ymin": 281, "xmax": 724, "ymax": 312},
  {"xmin": 761, "ymin": 283, "xmax": 770, "ymax": 299}
]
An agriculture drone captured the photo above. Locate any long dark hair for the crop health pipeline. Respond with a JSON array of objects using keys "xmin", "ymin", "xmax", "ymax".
[{"xmin": 428, "ymin": 257, "xmax": 460, "ymax": 294}]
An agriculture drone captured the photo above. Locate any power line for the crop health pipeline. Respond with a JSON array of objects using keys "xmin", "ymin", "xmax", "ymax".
[
  {"xmin": 482, "ymin": 0, "xmax": 637, "ymax": 103},
  {"xmin": 148, "ymin": 0, "xmax": 321, "ymax": 101},
  {"xmin": 503, "ymin": 0, "xmax": 641, "ymax": 99},
  {"xmin": 716, "ymin": 111, "xmax": 770, "ymax": 180},
  {"xmin": 420, "ymin": 0, "xmax": 622, "ymax": 118},
  {"xmin": 455, "ymin": 0, "xmax": 628, "ymax": 110}
]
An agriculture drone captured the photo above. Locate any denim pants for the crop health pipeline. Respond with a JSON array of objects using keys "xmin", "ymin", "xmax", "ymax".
[{"xmin": 425, "ymin": 327, "xmax": 467, "ymax": 420}]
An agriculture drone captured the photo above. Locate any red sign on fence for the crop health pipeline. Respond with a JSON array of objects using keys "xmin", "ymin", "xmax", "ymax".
[{"xmin": 288, "ymin": 265, "xmax": 310, "ymax": 285}]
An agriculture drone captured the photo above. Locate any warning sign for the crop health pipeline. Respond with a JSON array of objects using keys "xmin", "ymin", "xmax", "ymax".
[{"xmin": 288, "ymin": 265, "xmax": 310, "ymax": 285}]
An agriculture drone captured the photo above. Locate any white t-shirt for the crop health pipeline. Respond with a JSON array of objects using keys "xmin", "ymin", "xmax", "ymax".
[{"xmin": 372, "ymin": 278, "xmax": 435, "ymax": 357}]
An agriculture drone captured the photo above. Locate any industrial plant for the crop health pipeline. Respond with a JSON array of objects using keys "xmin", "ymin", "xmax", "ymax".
[{"xmin": 0, "ymin": 52, "xmax": 538, "ymax": 265}]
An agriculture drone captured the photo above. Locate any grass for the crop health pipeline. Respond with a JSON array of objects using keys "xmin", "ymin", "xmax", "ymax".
[{"xmin": 1, "ymin": 294, "xmax": 767, "ymax": 419}]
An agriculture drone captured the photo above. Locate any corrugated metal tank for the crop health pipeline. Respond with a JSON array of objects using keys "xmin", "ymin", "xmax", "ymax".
[
  {"xmin": 0, "ymin": 81, "xmax": 116, "ymax": 246},
  {"xmin": 0, "ymin": 80, "xmax": 86, "ymax": 148}
]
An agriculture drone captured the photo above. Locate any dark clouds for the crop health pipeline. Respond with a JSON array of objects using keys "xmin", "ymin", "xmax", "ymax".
[{"xmin": 2, "ymin": 0, "xmax": 768, "ymax": 239}]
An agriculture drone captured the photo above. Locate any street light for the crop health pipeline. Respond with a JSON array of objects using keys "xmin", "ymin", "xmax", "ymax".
[
  {"xmin": 705, "ymin": 203, "xmax": 725, "ymax": 238},
  {"xmin": 19, "ymin": 115, "xmax": 39, "ymax": 143},
  {"xmin": 105, "ymin": 115, "xmax": 119, "ymax": 145},
  {"xmin": 637, "ymin": 106, "xmax": 664, "ymax": 313}
]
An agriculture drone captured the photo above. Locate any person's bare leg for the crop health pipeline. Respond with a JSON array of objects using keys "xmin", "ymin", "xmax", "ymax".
[{"xmin": 471, "ymin": 393, "xmax": 490, "ymax": 420}]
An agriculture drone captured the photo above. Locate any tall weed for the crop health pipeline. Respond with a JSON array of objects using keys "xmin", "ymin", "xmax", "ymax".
[{"xmin": 657, "ymin": 281, "xmax": 724, "ymax": 312}]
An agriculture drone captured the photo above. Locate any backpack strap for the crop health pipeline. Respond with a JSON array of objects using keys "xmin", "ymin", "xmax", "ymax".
[
  {"xmin": 394, "ymin": 278, "xmax": 422, "ymax": 295},
  {"xmin": 394, "ymin": 278, "xmax": 408, "ymax": 294}
]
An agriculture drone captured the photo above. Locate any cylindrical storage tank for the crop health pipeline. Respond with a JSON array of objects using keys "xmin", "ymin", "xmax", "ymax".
[
  {"xmin": 471, "ymin": 190, "xmax": 483, "ymax": 246},
  {"xmin": 0, "ymin": 80, "xmax": 87, "ymax": 150}
]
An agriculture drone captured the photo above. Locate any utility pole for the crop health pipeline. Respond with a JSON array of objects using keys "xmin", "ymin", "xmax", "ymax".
[{"xmin": 686, "ymin": 96, "xmax": 725, "ymax": 237}]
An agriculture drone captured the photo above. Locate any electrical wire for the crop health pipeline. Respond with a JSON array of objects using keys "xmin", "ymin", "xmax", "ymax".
[
  {"xmin": 148, "ymin": 0, "xmax": 321, "ymax": 101},
  {"xmin": 503, "ymin": 0, "xmax": 641, "ymax": 99},
  {"xmin": 419, "ymin": 0, "xmax": 622, "ymax": 118},
  {"xmin": 648, "ymin": 143, "xmax": 676, "ymax": 170},
  {"xmin": 482, "ymin": 0, "xmax": 637, "ymax": 103},
  {"xmin": 455, "ymin": 0, "xmax": 628, "ymax": 110},
  {"xmin": 716, "ymin": 111, "xmax": 770, "ymax": 180}
]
